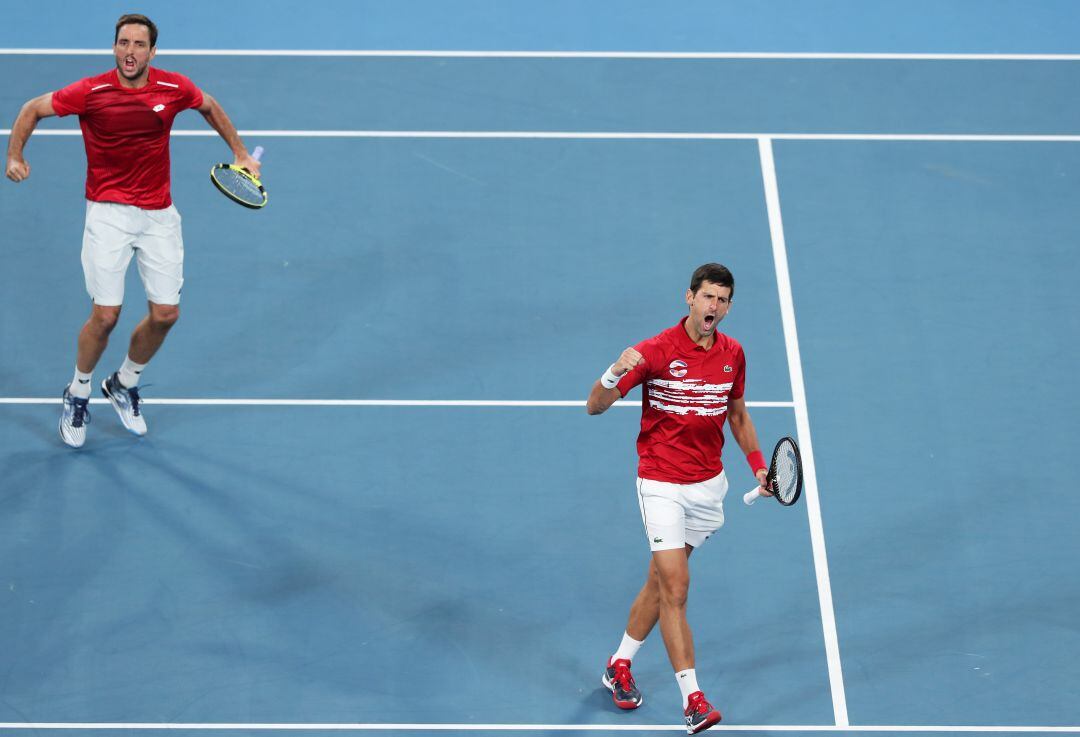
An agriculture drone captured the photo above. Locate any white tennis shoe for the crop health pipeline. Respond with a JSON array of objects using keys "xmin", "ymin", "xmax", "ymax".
[
  {"xmin": 59, "ymin": 386, "xmax": 91, "ymax": 448},
  {"xmin": 101, "ymin": 372, "xmax": 147, "ymax": 436}
]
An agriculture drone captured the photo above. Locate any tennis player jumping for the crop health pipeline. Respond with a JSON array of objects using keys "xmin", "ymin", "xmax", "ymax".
[
  {"xmin": 586, "ymin": 263, "xmax": 771, "ymax": 733},
  {"xmin": 5, "ymin": 14, "xmax": 260, "ymax": 447}
]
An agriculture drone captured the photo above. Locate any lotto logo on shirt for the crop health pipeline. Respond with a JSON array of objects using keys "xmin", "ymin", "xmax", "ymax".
[{"xmin": 669, "ymin": 360, "xmax": 688, "ymax": 378}]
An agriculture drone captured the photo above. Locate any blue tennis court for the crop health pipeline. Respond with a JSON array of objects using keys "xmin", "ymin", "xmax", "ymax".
[{"xmin": 2, "ymin": 2, "xmax": 1079, "ymax": 734}]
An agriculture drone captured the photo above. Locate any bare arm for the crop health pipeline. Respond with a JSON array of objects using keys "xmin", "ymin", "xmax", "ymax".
[
  {"xmin": 197, "ymin": 91, "xmax": 261, "ymax": 178},
  {"xmin": 586, "ymin": 347, "xmax": 644, "ymax": 415},
  {"xmin": 6, "ymin": 93, "xmax": 57, "ymax": 182},
  {"xmin": 727, "ymin": 396, "xmax": 770, "ymax": 493},
  {"xmin": 586, "ymin": 382, "xmax": 622, "ymax": 415}
]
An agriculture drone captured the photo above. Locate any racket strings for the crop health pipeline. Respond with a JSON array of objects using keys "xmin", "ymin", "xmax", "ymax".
[
  {"xmin": 213, "ymin": 167, "xmax": 264, "ymax": 206},
  {"xmin": 771, "ymin": 444, "xmax": 800, "ymax": 504}
]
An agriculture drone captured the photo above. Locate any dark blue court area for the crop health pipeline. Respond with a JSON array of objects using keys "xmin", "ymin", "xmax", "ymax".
[{"xmin": 2, "ymin": 2, "xmax": 1078, "ymax": 734}]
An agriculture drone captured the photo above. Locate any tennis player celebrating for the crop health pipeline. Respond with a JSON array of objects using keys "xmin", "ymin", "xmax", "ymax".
[
  {"xmin": 587, "ymin": 263, "xmax": 770, "ymax": 734},
  {"xmin": 5, "ymin": 14, "xmax": 260, "ymax": 447}
]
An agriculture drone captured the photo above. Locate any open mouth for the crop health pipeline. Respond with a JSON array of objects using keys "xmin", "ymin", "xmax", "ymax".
[
  {"xmin": 123, "ymin": 57, "xmax": 137, "ymax": 73},
  {"xmin": 703, "ymin": 314, "xmax": 716, "ymax": 329}
]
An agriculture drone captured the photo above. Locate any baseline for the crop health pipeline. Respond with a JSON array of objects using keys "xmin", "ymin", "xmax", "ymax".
[
  {"xmin": 1, "ymin": 722, "xmax": 1078, "ymax": 732},
  {"xmin": 4, "ymin": 131, "xmax": 1080, "ymax": 142},
  {"xmin": 2, "ymin": 50, "xmax": 1080, "ymax": 60}
]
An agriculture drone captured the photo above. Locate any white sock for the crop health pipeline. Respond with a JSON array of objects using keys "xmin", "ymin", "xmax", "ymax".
[
  {"xmin": 118, "ymin": 356, "xmax": 147, "ymax": 389},
  {"xmin": 69, "ymin": 367, "xmax": 93, "ymax": 399},
  {"xmin": 676, "ymin": 668, "xmax": 700, "ymax": 707},
  {"xmin": 611, "ymin": 631, "xmax": 644, "ymax": 663}
]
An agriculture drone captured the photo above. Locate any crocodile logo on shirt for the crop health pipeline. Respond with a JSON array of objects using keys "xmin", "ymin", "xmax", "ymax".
[{"xmin": 152, "ymin": 104, "xmax": 165, "ymax": 112}]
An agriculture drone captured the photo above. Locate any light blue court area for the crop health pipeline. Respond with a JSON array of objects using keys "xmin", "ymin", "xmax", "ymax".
[
  {"xmin": 3, "ymin": 5, "xmax": 1080, "ymax": 733},
  {"xmin": 0, "ymin": 136, "xmax": 791, "ymax": 401},
  {"xmin": 1, "ymin": 0, "xmax": 1079, "ymax": 53},
  {"xmin": 775, "ymin": 141, "xmax": 1080, "ymax": 725},
  {"xmin": 5, "ymin": 56, "xmax": 1080, "ymax": 135},
  {"xmin": 1, "ymin": 404, "xmax": 822, "ymax": 726}
]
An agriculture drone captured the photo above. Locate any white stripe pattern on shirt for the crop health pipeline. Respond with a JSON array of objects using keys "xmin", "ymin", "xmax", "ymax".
[{"xmin": 646, "ymin": 378, "xmax": 734, "ymax": 416}]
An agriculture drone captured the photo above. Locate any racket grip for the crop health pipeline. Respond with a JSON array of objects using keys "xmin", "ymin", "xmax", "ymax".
[
  {"xmin": 252, "ymin": 146, "xmax": 264, "ymax": 162},
  {"xmin": 743, "ymin": 486, "xmax": 763, "ymax": 506}
]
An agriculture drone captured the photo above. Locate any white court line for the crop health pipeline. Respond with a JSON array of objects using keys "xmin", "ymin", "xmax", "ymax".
[
  {"xmin": 1, "ymin": 49, "xmax": 1080, "ymax": 59},
  {"xmin": 0, "ymin": 723, "xmax": 1078, "ymax": 732},
  {"xmin": 4, "ymin": 129, "xmax": 1080, "ymax": 142},
  {"xmin": 758, "ymin": 137, "xmax": 848, "ymax": 726},
  {"xmin": 0, "ymin": 398, "xmax": 793, "ymax": 407}
]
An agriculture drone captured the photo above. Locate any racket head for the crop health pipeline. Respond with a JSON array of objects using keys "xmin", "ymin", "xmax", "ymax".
[
  {"xmin": 767, "ymin": 436, "xmax": 804, "ymax": 506},
  {"xmin": 210, "ymin": 164, "xmax": 267, "ymax": 209}
]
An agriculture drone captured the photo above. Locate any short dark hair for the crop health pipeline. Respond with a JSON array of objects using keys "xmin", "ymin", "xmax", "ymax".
[
  {"xmin": 689, "ymin": 263, "xmax": 735, "ymax": 298},
  {"xmin": 115, "ymin": 14, "xmax": 158, "ymax": 48}
]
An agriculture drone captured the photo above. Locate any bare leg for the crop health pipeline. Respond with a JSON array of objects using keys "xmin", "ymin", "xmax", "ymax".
[
  {"xmin": 625, "ymin": 545, "xmax": 694, "ymax": 644},
  {"xmin": 127, "ymin": 301, "xmax": 179, "ymax": 365},
  {"xmin": 651, "ymin": 546, "xmax": 695, "ymax": 672},
  {"xmin": 76, "ymin": 304, "xmax": 122, "ymax": 373}
]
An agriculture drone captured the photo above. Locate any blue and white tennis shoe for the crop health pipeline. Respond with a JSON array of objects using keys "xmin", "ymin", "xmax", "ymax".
[
  {"xmin": 101, "ymin": 372, "xmax": 147, "ymax": 436},
  {"xmin": 59, "ymin": 386, "xmax": 91, "ymax": 448}
]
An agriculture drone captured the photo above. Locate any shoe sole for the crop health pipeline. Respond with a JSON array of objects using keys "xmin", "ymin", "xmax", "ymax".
[
  {"xmin": 601, "ymin": 673, "xmax": 643, "ymax": 709},
  {"xmin": 687, "ymin": 710, "xmax": 722, "ymax": 734},
  {"xmin": 101, "ymin": 381, "xmax": 147, "ymax": 436}
]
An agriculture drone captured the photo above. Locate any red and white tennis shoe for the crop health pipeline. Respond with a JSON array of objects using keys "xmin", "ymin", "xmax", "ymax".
[
  {"xmin": 601, "ymin": 658, "xmax": 642, "ymax": 709},
  {"xmin": 683, "ymin": 690, "xmax": 721, "ymax": 734}
]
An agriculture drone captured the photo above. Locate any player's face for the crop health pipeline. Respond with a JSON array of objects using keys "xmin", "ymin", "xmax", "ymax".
[
  {"xmin": 685, "ymin": 281, "xmax": 732, "ymax": 339},
  {"xmin": 113, "ymin": 24, "xmax": 155, "ymax": 84}
]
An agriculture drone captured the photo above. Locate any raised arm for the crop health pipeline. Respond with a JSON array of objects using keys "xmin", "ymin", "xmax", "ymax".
[
  {"xmin": 586, "ymin": 347, "xmax": 643, "ymax": 415},
  {"xmin": 197, "ymin": 91, "xmax": 261, "ymax": 178},
  {"xmin": 6, "ymin": 93, "xmax": 57, "ymax": 182}
]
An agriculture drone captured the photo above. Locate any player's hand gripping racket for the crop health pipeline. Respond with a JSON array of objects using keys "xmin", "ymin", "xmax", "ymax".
[
  {"xmin": 743, "ymin": 436, "xmax": 803, "ymax": 506},
  {"xmin": 210, "ymin": 146, "xmax": 267, "ymax": 209}
]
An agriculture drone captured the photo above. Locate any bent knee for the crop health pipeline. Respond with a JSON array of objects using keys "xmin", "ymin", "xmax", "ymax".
[
  {"xmin": 658, "ymin": 577, "xmax": 690, "ymax": 608},
  {"xmin": 90, "ymin": 306, "xmax": 122, "ymax": 333},
  {"xmin": 662, "ymin": 587, "xmax": 689, "ymax": 608},
  {"xmin": 150, "ymin": 305, "xmax": 180, "ymax": 328}
]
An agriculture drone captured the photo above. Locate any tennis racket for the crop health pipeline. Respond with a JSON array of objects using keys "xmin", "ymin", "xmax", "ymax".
[
  {"xmin": 743, "ymin": 436, "xmax": 803, "ymax": 506},
  {"xmin": 210, "ymin": 145, "xmax": 267, "ymax": 209}
]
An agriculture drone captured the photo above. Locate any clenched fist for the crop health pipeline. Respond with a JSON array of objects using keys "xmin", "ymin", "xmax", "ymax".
[
  {"xmin": 5, "ymin": 157, "xmax": 30, "ymax": 182},
  {"xmin": 611, "ymin": 347, "xmax": 644, "ymax": 378}
]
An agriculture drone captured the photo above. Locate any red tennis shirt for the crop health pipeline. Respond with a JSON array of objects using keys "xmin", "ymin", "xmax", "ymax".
[
  {"xmin": 616, "ymin": 317, "xmax": 747, "ymax": 484},
  {"xmin": 52, "ymin": 67, "xmax": 204, "ymax": 210}
]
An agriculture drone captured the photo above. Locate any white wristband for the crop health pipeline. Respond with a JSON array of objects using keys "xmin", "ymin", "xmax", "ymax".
[{"xmin": 600, "ymin": 364, "xmax": 622, "ymax": 389}]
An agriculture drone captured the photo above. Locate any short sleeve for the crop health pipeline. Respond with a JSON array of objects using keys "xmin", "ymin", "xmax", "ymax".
[
  {"xmin": 52, "ymin": 79, "xmax": 88, "ymax": 117},
  {"xmin": 615, "ymin": 338, "xmax": 653, "ymax": 397},
  {"xmin": 176, "ymin": 73, "xmax": 204, "ymax": 110}
]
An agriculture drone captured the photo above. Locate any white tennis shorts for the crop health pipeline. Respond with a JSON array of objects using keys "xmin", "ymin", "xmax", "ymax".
[
  {"xmin": 81, "ymin": 200, "xmax": 184, "ymax": 307},
  {"xmin": 637, "ymin": 471, "xmax": 729, "ymax": 551}
]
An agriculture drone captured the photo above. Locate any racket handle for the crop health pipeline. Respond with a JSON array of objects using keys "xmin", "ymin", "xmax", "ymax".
[
  {"xmin": 743, "ymin": 486, "xmax": 763, "ymax": 506},
  {"xmin": 251, "ymin": 146, "xmax": 264, "ymax": 162}
]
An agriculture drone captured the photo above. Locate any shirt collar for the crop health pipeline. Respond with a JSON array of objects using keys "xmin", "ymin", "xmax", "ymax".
[
  {"xmin": 111, "ymin": 66, "xmax": 155, "ymax": 91},
  {"xmin": 675, "ymin": 316, "xmax": 704, "ymax": 352}
]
